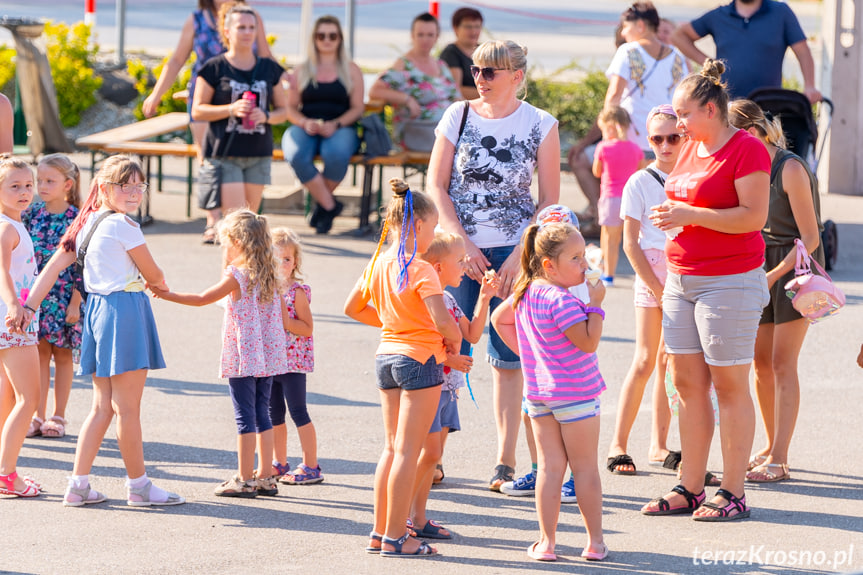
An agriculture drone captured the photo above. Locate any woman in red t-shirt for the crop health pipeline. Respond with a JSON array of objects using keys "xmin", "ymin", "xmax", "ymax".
[{"xmin": 641, "ymin": 60, "xmax": 770, "ymax": 522}]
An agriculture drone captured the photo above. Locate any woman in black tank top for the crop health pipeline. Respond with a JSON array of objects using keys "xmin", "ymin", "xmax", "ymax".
[
  {"xmin": 282, "ymin": 16, "xmax": 365, "ymax": 234},
  {"xmin": 728, "ymin": 99, "xmax": 824, "ymax": 485}
]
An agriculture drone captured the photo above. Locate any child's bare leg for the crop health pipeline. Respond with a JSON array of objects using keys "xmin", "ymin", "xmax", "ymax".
[
  {"xmin": 382, "ymin": 385, "xmax": 440, "ymax": 554},
  {"xmin": 272, "ymin": 423, "xmax": 288, "ymax": 468},
  {"xmin": 531, "ymin": 414, "xmax": 567, "ymax": 555},
  {"xmin": 523, "ymin": 410, "xmax": 538, "ymax": 464},
  {"xmin": 256, "ymin": 428, "xmax": 274, "ymax": 478},
  {"xmin": 649, "ymin": 344, "xmax": 672, "ymax": 459},
  {"xmin": 50, "ymin": 346, "xmax": 74, "ymax": 420},
  {"xmin": 0, "ymin": 370, "xmax": 13, "ymax": 434},
  {"xmin": 601, "ymin": 225, "xmax": 623, "ymax": 278},
  {"xmin": 411, "ymin": 430, "xmax": 447, "ymax": 534},
  {"xmin": 72, "ymin": 376, "xmax": 114, "ymax": 475},
  {"xmin": 237, "ymin": 433, "xmax": 256, "ymax": 480},
  {"xmin": 296, "ymin": 421, "xmax": 318, "ymax": 468},
  {"xmin": 561, "ymin": 413, "xmax": 604, "ymax": 554},
  {"xmin": 372, "ymin": 387, "xmax": 400, "ymax": 546},
  {"xmin": 610, "ymin": 306, "xmax": 662, "ymax": 467},
  {"xmin": 110, "ymin": 369, "xmax": 148, "ymax": 479},
  {"xmin": 0, "ymin": 346, "xmax": 40, "ymax": 490},
  {"xmin": 36, "ymin": 340, "xmax": 52, "ymax": 420},
  {"xmin": 435, "ymin": 428, "xmax": 449, "ymax": 481}
]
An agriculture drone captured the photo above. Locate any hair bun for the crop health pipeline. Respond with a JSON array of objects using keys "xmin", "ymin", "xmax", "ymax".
[
  {"xmin": 389, "ymin": 177, "xmax": 410, "ymax": 197},
  {"xmin": 700, "ymin": 58, "xmax": 726, "ymax": 86}
]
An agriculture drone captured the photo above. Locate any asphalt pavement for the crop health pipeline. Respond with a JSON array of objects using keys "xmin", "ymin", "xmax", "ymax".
[{"xmin": 1, "ymin": 153, "xmax": 862, "ymax": 575}]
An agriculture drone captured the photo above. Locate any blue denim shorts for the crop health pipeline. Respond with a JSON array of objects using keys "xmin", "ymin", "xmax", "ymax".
[
  {"xmin": 447, "ymin": 244, "xmax": 520, "ymax": 369},
  {"xmin": 375, "ymin": 354, "xmax": 443, "ymax": 391}
]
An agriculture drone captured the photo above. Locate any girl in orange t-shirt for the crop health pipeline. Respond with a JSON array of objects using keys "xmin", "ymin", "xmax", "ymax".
[{"xmin": 344, "ymin": 178, "xmax": 461, "ymax": 558}]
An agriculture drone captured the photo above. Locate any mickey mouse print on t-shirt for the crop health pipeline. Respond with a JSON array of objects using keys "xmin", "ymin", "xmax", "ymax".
[{"xmin": 463, "ymin": 136, "xmax": 512, "ymax": 185}]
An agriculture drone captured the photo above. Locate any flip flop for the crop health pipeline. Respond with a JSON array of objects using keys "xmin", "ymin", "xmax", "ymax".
[
  {"xmin": 582, "ymin": 543, "xmax": 609, "ymax": 561},
  {"xmin": 528, "ymin": 541, "xmax": 557, "ymax": 562},
  {"xmin": 415, "ymin": 519, "xmax": 452, "ymax": 540},
  {"xmin": 648, "ymin": 450, "xmax": 681, "ymax": 470},
  {"xmin": 606, "ymin": 454, "xmax": 637, "ymax": 475}
]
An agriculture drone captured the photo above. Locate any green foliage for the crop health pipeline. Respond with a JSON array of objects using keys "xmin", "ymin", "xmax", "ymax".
[
  {"xmin": 0, "ymin": 44, "xmax": 15, "ymax": 96},
  {"xmin": 44, "ymin": 21, "xmax": 102, "ymax": 127},
  {"xmin": 128, "ymin": 55, "xmax": 192, "ymax": 121},
  {"xmin": 526, "ymin": 65, "xmax": 609, "ymax": 141}
]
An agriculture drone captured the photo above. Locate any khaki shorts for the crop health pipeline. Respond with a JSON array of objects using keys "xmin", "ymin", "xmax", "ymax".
[{"xmin": 662, "ymin": 268, "xmax": 769, "ymax": 366}]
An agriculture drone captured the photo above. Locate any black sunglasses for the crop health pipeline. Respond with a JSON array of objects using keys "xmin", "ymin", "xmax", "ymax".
[
  {"xmin": 648, "ymin": 134, "xmax": 684, "ymax": 146},
  {"xmin": 315, "ymin": 32, "xmax": 339, "ymax": 42},
  {"xmin": 470, "ymin": 66, "xmax": 509, "ymax": 82}
]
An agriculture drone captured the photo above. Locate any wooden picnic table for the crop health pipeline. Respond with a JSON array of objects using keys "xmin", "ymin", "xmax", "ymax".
[{"xmin": 75, "ymin": 112, "xmax": 190, "ymax": 151}]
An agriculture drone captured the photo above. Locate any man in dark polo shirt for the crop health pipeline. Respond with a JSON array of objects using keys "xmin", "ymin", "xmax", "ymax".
[{"xmin": 672, "ymin": 0, "xmax": 822, "ymax": 103}]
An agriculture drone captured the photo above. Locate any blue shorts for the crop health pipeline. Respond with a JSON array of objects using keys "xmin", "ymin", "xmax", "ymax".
[
  {"xmin": 375, "ymin": 354, "xmax": 443, "ymax": 391},
  {"xmin": 229, "ymin": 375, "xmax": 273, "ymax": 435},
  {"xmin": 523, "ymin": 396, "xmax": 601, "ymax": 424},
  {"xmin": 447, "ymin": 244, "xmax": 520, "ymax": 369},
  {"xmin": 438, "ymin": 389, "xmax": 460, "ymax": 432}
]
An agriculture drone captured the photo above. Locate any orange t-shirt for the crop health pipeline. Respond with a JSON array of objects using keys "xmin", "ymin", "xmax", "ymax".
[{"xmin": 364, "ymin": 253, "xmax": 446, "ymax": 364}]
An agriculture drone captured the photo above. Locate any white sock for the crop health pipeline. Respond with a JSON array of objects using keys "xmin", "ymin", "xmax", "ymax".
[
  {"xmin": 127, "ymin": 473, "xmax": 169, "ymax": 503},
  {"xmin": 70, "ymin": 474, "xmax": 89, "ymax": 489}
]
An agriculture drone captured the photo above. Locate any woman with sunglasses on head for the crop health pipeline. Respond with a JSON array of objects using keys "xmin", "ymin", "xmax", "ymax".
[
  {"xmin": 192, "ymin": 3, "xmax": 286, "ymax": 233},
  {"xmin": 728, "ymin": 100, "xmax": 823, "ymax": 484},
  {"xmin": 282, "ymin": 15, "xmax": 364, "ymax": 234},
  {"xmin": 642, "ymin": 60, "xmax": 770, "ymax": 522},
  {"xmin": 428, "ymin": 40, "xmax": 560, "ymax": 492},
  {"xmin": 369, "ymin": 12, "xmax": 460, "ymax": 152},
  {"xmin": 142, "ymin": 0, "xmax": 272, "ymax": 244},
  {"xmin": 606, "ymin": 105, "xmax": 683, "ymax": 476}
]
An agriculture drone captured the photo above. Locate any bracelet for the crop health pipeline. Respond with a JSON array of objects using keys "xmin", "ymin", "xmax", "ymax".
[
  {"xmin": 228, "ymin": 103, "xmax": 234, "ymax": 118},
  {"xmin": 585, "ymin": 306, "xmax": 605, "ymax": 320},
  {"xmin": 23, "ymin": 304, "xmax": 37, "ymax": 314},
  {"xmin": 334, "ymin": 119, "xmax": 341, "ymax": 129}
]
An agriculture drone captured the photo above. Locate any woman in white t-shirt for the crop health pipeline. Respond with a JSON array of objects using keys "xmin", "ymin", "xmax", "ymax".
[
  {"xmin": 607, "ymin": 105, "xmax": 684, "ymax": 476},
  {"xmin": 606, "ymin": 2, "xmax": 687, "ymax": 155},
  {"xmin": 428, "ymin": 40, "xmax": 560, "ymax": 491}
]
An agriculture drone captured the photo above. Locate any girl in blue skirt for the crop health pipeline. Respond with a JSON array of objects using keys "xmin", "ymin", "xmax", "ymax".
[{"xmin": 18, "ymin": 155, "xmax": 185, "ymax": 508}]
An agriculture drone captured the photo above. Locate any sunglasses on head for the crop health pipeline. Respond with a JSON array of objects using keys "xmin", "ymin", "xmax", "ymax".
[
  {"xmin": 316, "ymin": 32, "xmax": 339, "ymax": 42},
  {"xmin": 648, "ymin": 134, "xmax": 684, "ymax": 145},
  {"xmin": 470, "ymin": 66, "xmax": 508, "ymax": 82}
]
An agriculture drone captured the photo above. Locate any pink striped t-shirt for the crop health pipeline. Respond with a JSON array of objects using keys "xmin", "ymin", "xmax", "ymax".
[{"xmin": 515, "ymin": 282, "xmax": 606, "ymax": 402}]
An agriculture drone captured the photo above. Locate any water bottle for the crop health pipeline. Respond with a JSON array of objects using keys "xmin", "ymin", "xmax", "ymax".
[{"xmin": 241, "ymin": 91, "xmax": 257, "ymax": 130}]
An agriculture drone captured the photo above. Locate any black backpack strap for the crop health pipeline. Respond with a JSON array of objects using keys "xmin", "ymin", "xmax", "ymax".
[
  {"xmin": 76, "ymin": 210, "xmax": 116, "ymax": 271},
  {"xmin": 645, "ymin": 167, "xmax": 666, "ymax": 187},
  {"xmin": 457, "ymin": 100, "xmax": 470, "ymax": 143}
]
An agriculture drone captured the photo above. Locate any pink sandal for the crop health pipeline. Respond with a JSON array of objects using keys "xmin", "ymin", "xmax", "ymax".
[
  {"xmin": 26, "ymin": 417, "xmax": 44, "ymax": 438},
  {"xmin": 40, "ymin": 416, "xmax": 67, "ymax": 438},
  {"xmin": 0, "ymin": 471, "xmax": 42, "ymax": 497}
]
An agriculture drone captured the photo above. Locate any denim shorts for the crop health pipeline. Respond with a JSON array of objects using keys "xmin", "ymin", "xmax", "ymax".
[
  {"xmin": 375, "ymin": 354, "xmax": 443, "ymax": 391},
  {"xmin": 523, "ymin": 396, "xmax": 601, "ymax": 424},
  {"xmin": 447, "ymin": 244, "xmax": 520, "ymax": 369},
  {"xmin": 208, "ymin": 156, "xmax": 272, "ymax": 185},
  {"xmin": 662, "ymin": 268, "xmax": 770, "ymax": 366}
]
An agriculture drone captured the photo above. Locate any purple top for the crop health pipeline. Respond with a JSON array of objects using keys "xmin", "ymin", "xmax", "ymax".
[{"xmin": 515, "ymin": 283, "xmax": 605, "ymax": 402}]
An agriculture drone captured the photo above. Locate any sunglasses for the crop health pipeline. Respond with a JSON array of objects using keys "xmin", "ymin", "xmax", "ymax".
[
  {"xmin": 648, "ymin": 134, "xmax": 684, "ymax": 146},
  {"xmin": 470, "ymin": 66, "xmax": 509, "ymax": 82},
  {"xmin": 315, "ymin": 32, "xmax": 339, "ymax": 42}
]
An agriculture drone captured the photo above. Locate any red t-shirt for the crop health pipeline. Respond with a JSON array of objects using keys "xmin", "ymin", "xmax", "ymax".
[{"xmin": 665, "ymin": 130, "xmax": 770, "ymax": 276}]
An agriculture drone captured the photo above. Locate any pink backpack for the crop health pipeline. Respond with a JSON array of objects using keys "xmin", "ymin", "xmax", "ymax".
[{"xmin": 784, "ymin": 238, "xmax": 845, "ymax": 323}]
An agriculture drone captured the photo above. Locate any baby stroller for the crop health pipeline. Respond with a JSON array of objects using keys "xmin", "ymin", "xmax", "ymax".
[{"xmin": 748, "ymin": 88, "xmax": 838, "ymax": 270}]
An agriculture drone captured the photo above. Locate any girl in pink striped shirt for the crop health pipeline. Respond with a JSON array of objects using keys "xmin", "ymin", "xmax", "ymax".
[{"xmin": 492, "ymin": 221, "xmax": 608, "ymax": 563}]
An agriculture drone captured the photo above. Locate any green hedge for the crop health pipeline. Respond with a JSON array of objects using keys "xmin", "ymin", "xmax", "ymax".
[{"xmin": 526, "ymin": 65, "xmax": 609, "ymax": 143}]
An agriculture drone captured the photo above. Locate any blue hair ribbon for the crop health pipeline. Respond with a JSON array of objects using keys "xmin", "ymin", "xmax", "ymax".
[{"xmin": 395, "ymin": 188, "xmax": 416, "ymax": 293}]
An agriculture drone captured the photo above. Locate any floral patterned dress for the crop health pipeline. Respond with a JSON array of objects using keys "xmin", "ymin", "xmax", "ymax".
[
  {"xmin": 378, "ymin": 57, "xmax": 459, "ymax": 145},
  {"xmin": 220, "ymin": 265, "xmax": 289, "ymax": 379},
  {"xmin": 22, "ymin": 202, "xmax": 82, "ymax": 353},
  {"xmin": 282, "ymin": 282, "xmax": 314, "ymax": 374}
]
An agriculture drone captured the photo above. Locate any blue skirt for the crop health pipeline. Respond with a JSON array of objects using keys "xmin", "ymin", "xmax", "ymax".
[{"xmin": 78, "ymin": 291, "xmax": 166, "ymax": 377}]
